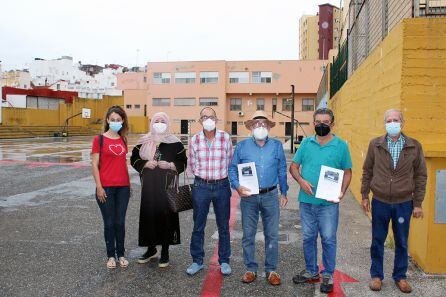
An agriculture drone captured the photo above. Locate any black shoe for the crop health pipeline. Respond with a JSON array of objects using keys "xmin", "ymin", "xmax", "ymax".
[
  {"xmin": 159, "ymin": 246, "xmax": 169, "ymax": 268},
  {"xmin": 292, "ymin": 270, "xmax": 320, "ymax": 284},
  {"xmin": 137, "ymin": 247, "xmax": 157, "ymax": 264},
  {"xmin": 320, "ymin": 274, "xmax": 334, "ymax": 294},
  {"xmin": 158, "ymin": 254, "xmax": 169, "ymax": 268}
]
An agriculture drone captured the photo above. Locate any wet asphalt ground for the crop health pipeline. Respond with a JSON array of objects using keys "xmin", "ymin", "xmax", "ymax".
[{"xmin": 1, "ymin": 136, "xmax": 445, "ymax": 297}]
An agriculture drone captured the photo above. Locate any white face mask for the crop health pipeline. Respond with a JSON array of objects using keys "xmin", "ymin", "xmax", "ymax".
[
  {"xmin": 253, "ymin": 127, "xmax": 268, "ymax": 140},
  {"xmin": 202, "ymin": 119, "xmax": 216, "ymax": 131},
  {"xmin": 153, "ymin": 122, "xmax": 167, "ymax": 134}
]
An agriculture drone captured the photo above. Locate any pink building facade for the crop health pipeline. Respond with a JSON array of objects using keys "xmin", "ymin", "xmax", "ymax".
[{"xmin": 117, "ymin": 60, "xmax": 325, "ymax": 138}]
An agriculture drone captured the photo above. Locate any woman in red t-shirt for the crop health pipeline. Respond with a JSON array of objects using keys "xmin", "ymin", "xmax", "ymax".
[{"xmin": 91, "ymin": 105, "xmax": 131, "ymax": 269}]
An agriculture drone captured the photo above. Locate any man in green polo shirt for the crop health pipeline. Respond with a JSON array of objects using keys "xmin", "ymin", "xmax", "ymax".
[{"xmin": 289, "ymin": 108, "xmax": 352, "ymax": 294}]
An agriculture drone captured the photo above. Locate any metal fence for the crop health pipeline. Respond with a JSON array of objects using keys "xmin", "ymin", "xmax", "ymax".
[
  {"xmin": 347, "ymin": 0, "xmax": 414, "ymax": 76},
  {"xmin": 329, "ymin": 0, "xmax": 446, "ymax": 97},
  {"xmin": 330, "ymin": 40, "xmax": 348, "ymax": 97}
]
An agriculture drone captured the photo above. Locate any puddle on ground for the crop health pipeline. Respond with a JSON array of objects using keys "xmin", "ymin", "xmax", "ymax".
[{"xmin": 0, "ymin": 135, "xmax": 143, "ymax": 163}]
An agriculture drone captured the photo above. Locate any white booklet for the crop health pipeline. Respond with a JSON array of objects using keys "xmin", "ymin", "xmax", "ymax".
[
  {"xmin": 315, "ymin": 165, "xmax": 344, "ymax": 203},
  {"xmin": 237, "ymin": 162, "xmax": 259, "ymax": 195}
]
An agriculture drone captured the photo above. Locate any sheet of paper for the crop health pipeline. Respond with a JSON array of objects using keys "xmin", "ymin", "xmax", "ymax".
[
  {"xmin": 237, "ymin": 162, "xmax": 259, "ymax": 195},
  {"xmin": 315, "ymin": 165, "xmax": 344, "ymax": 203}
]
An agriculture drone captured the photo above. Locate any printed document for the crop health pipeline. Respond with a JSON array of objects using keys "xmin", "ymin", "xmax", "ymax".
[
  {"xmin": 315, "ymin": 165, "xmax": 344, "ymax": 203},
  {"xmin": 238, "ymin": 162, "xmax": 259, "ymax": 195}
]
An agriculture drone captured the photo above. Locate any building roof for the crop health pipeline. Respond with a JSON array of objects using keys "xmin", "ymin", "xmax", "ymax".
[
  {"xmin": 319, "ymin": 3, "xmax": 340, "ymax": 9},
  {"xmin": 2, "ymin": 86, "xmax": 78, "ymax": 104}
]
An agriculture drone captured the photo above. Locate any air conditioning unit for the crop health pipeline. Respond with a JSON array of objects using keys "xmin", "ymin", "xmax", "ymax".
[{"xmin": 238, "ymin": 111, "xmax": 245, "ymax": 117}]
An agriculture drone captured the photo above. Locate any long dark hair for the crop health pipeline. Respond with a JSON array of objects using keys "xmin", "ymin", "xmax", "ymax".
[{"xmin": 103, "ymin": 105, "xmax": 129, "ymax": 143}]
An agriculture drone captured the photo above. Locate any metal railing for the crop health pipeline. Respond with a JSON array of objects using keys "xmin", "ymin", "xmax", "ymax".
[{"xmin": 330, "ymin": 39, "xmax": 348, "ymax": 98}]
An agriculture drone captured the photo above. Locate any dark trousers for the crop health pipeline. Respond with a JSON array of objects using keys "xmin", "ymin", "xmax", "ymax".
[
  {"xmin": 96, "ymin": 186, "xmax": 130, "ymax": 258},
  {"xmin": 190, "ymin": 178, "xmax": 232, "ymax": 265},
  {"xmin": 370, "ymin": 199, "xmax": 413, "ymax": 281}
]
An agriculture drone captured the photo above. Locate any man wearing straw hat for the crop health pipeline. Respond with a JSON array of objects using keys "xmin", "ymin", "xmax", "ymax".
[{"xmin": 229, "ymin": 110, "xmax": 289, "ymax": 286}]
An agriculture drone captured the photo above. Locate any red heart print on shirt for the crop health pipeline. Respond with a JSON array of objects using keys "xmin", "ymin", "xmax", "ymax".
[{"xmin": 109, "ymin": 144, "xmax": 125, "ymax": 156}]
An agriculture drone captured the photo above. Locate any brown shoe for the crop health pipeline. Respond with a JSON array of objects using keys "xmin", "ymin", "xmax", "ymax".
[
  {"xmin": 369, "ymin": 278, "xmax": 382, "ymax": 291},
  {"xmin": 266, "ymin": 271, "xmax": 281, "ymax": 286},
  {"xmin": 395, "ymin": 279, "xmax": 412, "ymax": 293},
  {"xmin": 241, "ymin": 271, "xmax": 257, "ymax": 284}
]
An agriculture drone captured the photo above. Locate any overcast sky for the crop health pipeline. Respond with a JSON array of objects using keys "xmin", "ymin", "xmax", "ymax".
[{"xmin": 0, "ymin": 0, "xmax": 341, "ymax": 70}]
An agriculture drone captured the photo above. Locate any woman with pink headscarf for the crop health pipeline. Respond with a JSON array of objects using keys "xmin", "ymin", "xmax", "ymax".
[{"xmin": 130, "ymin": 112, "xmax": 187, "ymax": 268}]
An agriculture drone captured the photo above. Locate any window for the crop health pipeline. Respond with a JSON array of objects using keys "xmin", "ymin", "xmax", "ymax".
[
  {"xmin": 153, "ymin": 72, "xmax": 171, "ymax": 84},
  {"xmin": 126, "ymin": 104, "xmax": 132, "ymax": 109},
  {"xmin": 175, "ymin": 72, "xmax": 196, "ymax": 84},
  {"xmin": 252, "ymin": 71, "xmax": 272, "ymax": 83},
  {"xmin": 134, "ymin": 104, "xmax": 141, "ymax": 109},
  {"xmin": 229, "ymin": 72, "xmax": 249, "ymax": 83},
  {"xmin": 199, "ymin": 97, "xmax": 218, "ymax": 106},
  {"xmin": 256, "ymin": 98, "xmax": 265, "ymax": 111},
  {"xmin": 272, "ymin": 98, "xmax": 277, "ymax": 112},
  {"xmin": 230, "ymin": 98, "xmax": 242, "ymax": 111},
  {"xmin": 174, "ymin": 98, "xmax": 196, "ymax": 106},
  {"xmin": 143, "ymin": 76, "xmax": 147, "ymax": 83},
  {"xmin": 282, "ymin": 98, "xmax": 292, "ymax": 111},
  {"xmin": 152, "ymin": 98, "xmax": 171, "ymax": 106},
  {"xmin": 302, "ymin": 98, "xmax": 314, "ymax": 111},
  {"xmin": 111, "ymin": 82, "xmax": 115, "ymax": 86},
  {"xmin": 200, "ymin": 72, "xmax": 219, "ymax": 84}
]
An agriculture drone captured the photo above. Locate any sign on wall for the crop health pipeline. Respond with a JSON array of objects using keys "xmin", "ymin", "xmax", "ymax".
[{"xmin": 82, "ymin": 108, "xmax": 91, "ymax": 119}]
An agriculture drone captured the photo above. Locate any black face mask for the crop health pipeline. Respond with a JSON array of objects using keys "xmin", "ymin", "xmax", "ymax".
[{"xmin": 315, "ymin": 123, "xmax": 331, "ymax": 137}]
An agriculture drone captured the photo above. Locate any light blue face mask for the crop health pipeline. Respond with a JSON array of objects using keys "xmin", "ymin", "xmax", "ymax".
[
  {"xmin": 109, "ymin": 121, "xmax": 123, "ymax": 132},
  {"xmin": 385, "ymin": 122, "xmax": 401, "ymax": 137}
]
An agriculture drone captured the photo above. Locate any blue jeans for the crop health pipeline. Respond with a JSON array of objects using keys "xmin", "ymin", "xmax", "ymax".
[
  {"xmin": 96, "ymin": 186, "xmax": 130, "ymax": 258},
  {"xmin": 240, "ymin": 189, "xmax": 280, "ymax": 273},
  {"xmin": 190, "ymin": 178, "xmax": 232, "ymax": 265},
  {"xmin": 370, "ymin": 199, "xmax": 413, "ymax": 281},
  {"xmin": 300, "ymin": 202, "xmax": 339, "ymax": 276}
]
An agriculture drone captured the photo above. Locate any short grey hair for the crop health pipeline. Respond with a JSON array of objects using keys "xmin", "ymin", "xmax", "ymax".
[
  {"xmin": 313, "ymin": 108, "xmax": 335, "ymax": 124},
  {"xmin": 384, "ymin": 109, "xmax": 404, "ymax": 123}
]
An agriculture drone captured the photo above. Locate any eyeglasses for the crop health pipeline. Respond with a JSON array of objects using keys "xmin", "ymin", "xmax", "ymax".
[
  {"xmin": 314, "ymin": 120, "xmax": 331, "ymax": 125},
  {"xmin": 253, "ymin": 121, "xmax": 268, "ymax": 128},
  {"xmin": 201, "ymin": 116, "xmax": 217, "ymax": 121}
]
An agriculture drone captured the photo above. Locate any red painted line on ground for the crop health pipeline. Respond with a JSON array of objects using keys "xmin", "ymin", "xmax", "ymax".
[
  {"xmin": 200, "ymin": 192, "xmax": 240, "ymax": 297},
  {"xmin": 319, "ymin": 264, "xmax": 358, "ymax": 297}
]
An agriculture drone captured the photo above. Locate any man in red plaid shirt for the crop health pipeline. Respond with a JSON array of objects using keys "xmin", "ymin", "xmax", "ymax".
[{"xmin": 186, "ymin": 107, "xmax": 233, "ymax": 276}]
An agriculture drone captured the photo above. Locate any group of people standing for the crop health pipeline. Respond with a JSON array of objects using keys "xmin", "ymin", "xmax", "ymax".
[{"xmin": 91, "ymin": 105, "xmax": 426, "ymax": 294}]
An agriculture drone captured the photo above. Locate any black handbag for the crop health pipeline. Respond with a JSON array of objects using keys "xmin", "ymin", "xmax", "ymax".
[{"xmin": 165, "ymin": 172, "xmax": 193, "ymax": 213}]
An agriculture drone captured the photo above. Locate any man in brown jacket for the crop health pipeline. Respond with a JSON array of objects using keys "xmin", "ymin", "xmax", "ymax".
[{"xmin": 361, "ymin": 109, "xmax": 427, "ymax": 294}]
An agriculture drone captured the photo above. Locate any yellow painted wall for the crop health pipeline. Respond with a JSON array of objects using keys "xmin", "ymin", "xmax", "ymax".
[
  {"xmin": 2, "ymin": 108, "xmax": 60, "ymax": 126},
  {"xmin": 400, "ymin": 18, "xmax": 446, "ymax": 146},
  {"xmin": 128, "ymin": 116, "xmax": 148, "ymax": 134},
  {"xmin": 329, "ymin": 18, "xmax": 446, "ymax": 273}
]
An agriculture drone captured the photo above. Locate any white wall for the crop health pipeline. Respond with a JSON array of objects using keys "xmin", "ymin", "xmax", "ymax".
[{"xmin": 5, "ymin": 94, "xmax": 27, "ymax": 108}]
